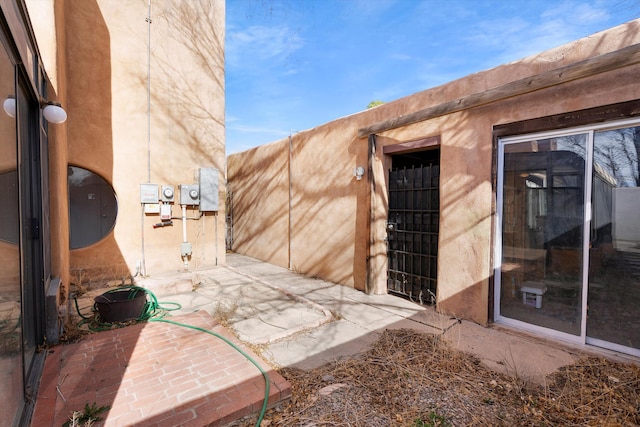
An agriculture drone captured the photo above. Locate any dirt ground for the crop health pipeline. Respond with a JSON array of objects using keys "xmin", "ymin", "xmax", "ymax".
[{"xmin": 243, "ymin": 328, "xmax": 640, "ymax": 427}]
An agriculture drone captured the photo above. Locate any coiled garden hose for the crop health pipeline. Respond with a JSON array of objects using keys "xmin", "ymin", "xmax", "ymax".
[
  {"xmin": 74, "ymin": 285, "xmax": 182, "ymax": 331},
  {"xmin": 72, "ymin": 285, "xmax": 270, "ymax": 427}
]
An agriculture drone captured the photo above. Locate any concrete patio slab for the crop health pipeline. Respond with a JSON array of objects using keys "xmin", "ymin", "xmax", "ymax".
[{"xmin": 33, "ymin": 253, "xmax": 637, "ymax": 426}]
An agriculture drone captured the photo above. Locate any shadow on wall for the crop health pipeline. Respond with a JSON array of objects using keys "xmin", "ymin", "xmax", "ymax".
[
  {"xmin": 139, "ymin": 1, "xmax": 224, "ymax": 176},
  {"xmin": 371, "ymin": 111, "xmax": 494, "ymax": 320},
  {"xmin": 65, "ymin": 0, "xmax": 128, "ymax": 285},
  {"xmin": 129, "ymin": 2, "xmax": 226, "ymax": 274},
  {"xmin": 438, "ymin": 278, "xmax": 489, "ymax": 326},
  {"xmin": 228, "ymin": 123, "xmax": 371, "ymax": 289},
  {"xmin": 227, "ymin": 19, "xmax": 640, "ymax": 326},
  {"xmin": 228, "ymin": 139, "xmax": 291, "ymax": 268},
  {"xmin": 434, "ymin": 111, "xmax": 495, "ymax": 324},
  {"xmin": 289, "ymin": 125, "xmax": 370, "ymax": 288}
]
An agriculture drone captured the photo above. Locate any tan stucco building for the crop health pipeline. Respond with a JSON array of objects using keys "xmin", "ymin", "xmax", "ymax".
[
  {"xmin": 0, "ymin": 1, "xmax": 225, "ymax": 424},
  {"xmin": 2, "ymin": 0, "xmax": 639, "ymax": 423},
  {"xmin": 228, "ymin": 20, "xmax": 640, "ymax": 359}
]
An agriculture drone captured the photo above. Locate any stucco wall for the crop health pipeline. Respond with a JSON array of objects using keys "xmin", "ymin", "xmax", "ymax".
[
  {"xmin": 228, "ymin": 20, "xmax": 640, "ymax": 325},
  {"xmin": 227, "ymin": 140, "xmax": 289, "ymax": 268},
  {"xmin": 53, "ymin": 0, "xmax": 227, "ymax": 284},
  {"xmin": 28, "ymin": 0, "xmax": 226, "ymax": 286},
  {"xmin": 228, "ymin": 118, "xmax": 371, "ymax": 289}
]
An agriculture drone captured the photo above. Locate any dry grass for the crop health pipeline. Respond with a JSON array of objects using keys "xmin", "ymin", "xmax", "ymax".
[
  {"xmin": 251, "ymin": 329, "xmax": 639, "ymax": 427},
  {"xmin": 542, "ymin": 358, "xmax": 640, "ymax": 425},
  {"xmin": 213, "ymin": 299, "xmax": 239, "ymax": 328}
]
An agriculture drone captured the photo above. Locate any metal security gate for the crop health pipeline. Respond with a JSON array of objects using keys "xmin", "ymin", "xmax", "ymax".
[
  {"xmin": 387, "ymin": 164, "xmax": 439, "ymax": 304},
  {"xmin": 225, "ymin": 187, "xmax": 233, "ymax": 251}
]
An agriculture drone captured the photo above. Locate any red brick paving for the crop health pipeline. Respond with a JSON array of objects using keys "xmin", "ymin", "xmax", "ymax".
[{"xmin": 31, "ymin": 312, "xmax": 291, "ymax": 427}]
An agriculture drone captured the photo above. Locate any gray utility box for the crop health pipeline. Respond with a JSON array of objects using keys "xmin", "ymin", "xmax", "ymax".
[
  {"xmin": 161, "ymin": 185, "xmax": 175, "ymax": 203},
  {"xmin": 179, "ymin": 184, "xmax": 200, "ymax": 205},
  {"xmin": 199, "ymin": 168, "xmax": 219, "ymax": 212},
  {"xmin": 140, "ymin": 183, "xmax": 159, "ymax": 204}
]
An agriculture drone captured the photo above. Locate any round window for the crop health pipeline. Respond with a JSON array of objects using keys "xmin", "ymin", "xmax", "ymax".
[{"xmin": 68, "ymin": 166, "xmax": 118, "ymax": 249}]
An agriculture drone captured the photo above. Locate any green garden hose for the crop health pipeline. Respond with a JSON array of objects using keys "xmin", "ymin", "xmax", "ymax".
[
  {"xmin": 74, "ymin": 285, "xmax": 181, "ymax": 330},
  {"xmin": 72, "ymin": 285, "xmax": 270, "ymax": 427},
  {"xmin": 151, "ymin": 318, "xmax": 271, "ymax": 427}
]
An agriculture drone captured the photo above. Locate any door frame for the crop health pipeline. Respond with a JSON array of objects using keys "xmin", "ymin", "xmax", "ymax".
[{"xmin": 16, "ymin": 63, "xmax": 48, "ymax": 411}]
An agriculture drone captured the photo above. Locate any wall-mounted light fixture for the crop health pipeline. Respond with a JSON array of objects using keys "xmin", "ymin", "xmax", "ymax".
[
  {"xmin": 2, "ymin": 95, "xmax": 67, "ymax": 124},
  {"xmin": 2, "ymin": 96, "xmax": 15, "ymax": 117},
  {"xmin": 354, "ymin": 166, "xmax": 365, "ymax": 180},
  {"xmin": 41, "ymin": 101, "xmax": 67, "ymax": 123}
]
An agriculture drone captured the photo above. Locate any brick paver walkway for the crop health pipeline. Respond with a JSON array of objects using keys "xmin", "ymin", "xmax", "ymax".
[{"xmin": 32, "ymin": 311, "xmax": 290, "ymax": 426}]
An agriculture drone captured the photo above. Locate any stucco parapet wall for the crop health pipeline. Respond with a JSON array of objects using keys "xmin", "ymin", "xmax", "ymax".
[{"xmin": 358, "ymin": 19, "xmax": 640, "ymax": 137}]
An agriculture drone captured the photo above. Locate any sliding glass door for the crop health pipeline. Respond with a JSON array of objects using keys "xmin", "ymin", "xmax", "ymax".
[
  {"xmin": 0, "ymin": 35, "xmax": 22, "ymax": 426},
  {"xmin": 496, "ymin": 120, "xmax": 640, "ymax": 356},
  {"xmin": 586, "ymin": 126, "xmax": 640, "ymax": 352},
  {"xmin": 0, "ymin": 15, "xmax": 48, "ymax": 424}
]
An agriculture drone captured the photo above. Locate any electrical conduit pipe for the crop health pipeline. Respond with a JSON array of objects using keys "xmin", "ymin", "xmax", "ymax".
[{"xmin": 181, "ymin": 204, "xmax": 190, "ymax": 270}]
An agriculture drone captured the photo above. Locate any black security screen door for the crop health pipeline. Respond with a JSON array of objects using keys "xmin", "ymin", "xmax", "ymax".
[{"xmin": 387, "ymin": 162, "xmax": 439, "ymax": 304}]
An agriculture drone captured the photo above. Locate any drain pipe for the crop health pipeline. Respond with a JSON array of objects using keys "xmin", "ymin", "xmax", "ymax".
[
  {"xmin": 180, "ymin": 204, "xmax": 191, "ymax": 270},
  {"xmin": 145, "ymin": 0, "xmax": 152, "ymax": 183},
  {"xmin": 140, "ymin": 205, "xmax": 147, "ymax": 276},
  {"xmin": 140, "ymin": 0, "xmax": 152, "ymax": 277},
  {"xmin": 214, "ymin": 212, "xmax": 218, "ymax": 266}
]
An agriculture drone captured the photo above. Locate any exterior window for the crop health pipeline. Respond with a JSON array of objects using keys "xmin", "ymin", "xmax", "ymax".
[{"xmin": 68, "ymin": 166, "xmax": 118, "ymax": 249}]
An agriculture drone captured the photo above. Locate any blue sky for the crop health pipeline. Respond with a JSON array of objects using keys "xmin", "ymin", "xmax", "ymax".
[{"xmin": 225, "ymin": 0, "xmax": 640, "ymax": 154}]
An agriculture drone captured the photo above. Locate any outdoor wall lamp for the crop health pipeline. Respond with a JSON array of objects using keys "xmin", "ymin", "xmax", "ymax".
[
  {"xmin": 2, "ymin": 96, "xmax": 15, "ymax": 117},
  {"xmin": 41, "ymin": 101, "xmax": 67, "ymax": 124},
  {"xmin": 2, "ymin": 96, "xmax": 67, "ymax": 124},
  {"xmin": 354, "ymin": 166, "xmax": 365, "ymax": 180}
]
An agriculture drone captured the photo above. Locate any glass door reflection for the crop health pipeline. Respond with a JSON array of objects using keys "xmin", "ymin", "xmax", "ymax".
[
  {"xmin": 0, "ymin": 38, "xmax": 22, "ymax": 426},
  {"xmin": 587, "ymin": 126, "xmax": 640, "ymax": 351},
  {"xmin": 500, "ymin": 134, "xmax": 587, "ymax": 336}
]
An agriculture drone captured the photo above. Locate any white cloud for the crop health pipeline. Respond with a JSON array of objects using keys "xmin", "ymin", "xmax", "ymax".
[
  {"xmin": 227, "ymin": 124, "xmax": 290, "ymax": 136},
  {"xmin": 465, "ymin": 1, "xmax": 614, "ymax": 66},
  {"xmin": 226, "ymin": 25, "xmax": 304, "ymax": 70},
  {"xmin": 541, "ymin": 1, "xmax": 610, "ymax": 24},
  {"xmin": 469, "ymin": 16, "xmax": 529, "ymax": 47}
]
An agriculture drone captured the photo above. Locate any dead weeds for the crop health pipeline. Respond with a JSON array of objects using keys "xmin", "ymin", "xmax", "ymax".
[{"xmin": 252, "ymin": 328, "xmax": 639, "ymax": 427}]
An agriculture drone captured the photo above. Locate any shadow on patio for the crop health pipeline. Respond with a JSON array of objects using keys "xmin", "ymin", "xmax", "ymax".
[
  {"xmin": 32, "ymin": 252, "xmax": 626, "ymax": 426},
  {"xmin": 31, "ymin": 311, "xmax": 290, "ymax": 427}
]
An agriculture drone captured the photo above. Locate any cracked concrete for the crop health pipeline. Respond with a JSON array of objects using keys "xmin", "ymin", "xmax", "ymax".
[{"xmin": 138, "ymin": 253, "xmax": 634, "ymax": 385}]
